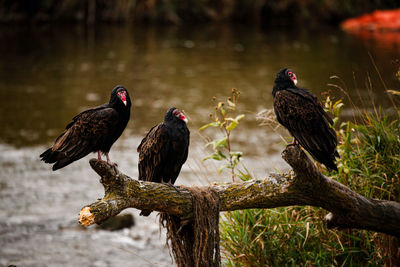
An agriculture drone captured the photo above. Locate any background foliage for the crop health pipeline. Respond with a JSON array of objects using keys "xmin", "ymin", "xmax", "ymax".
[{"xmin": 0, "ymin": 0, "xmax": 399, "ymax": 24}]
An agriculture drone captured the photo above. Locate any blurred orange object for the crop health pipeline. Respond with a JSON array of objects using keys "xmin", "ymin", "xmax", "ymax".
[{"xmin": 341, "ymin": 8, "xmax": 400, "ymax": 32}]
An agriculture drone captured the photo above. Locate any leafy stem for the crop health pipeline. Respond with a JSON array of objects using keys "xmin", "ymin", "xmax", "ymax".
[{"xmin": 200, "ymin": 88, "xmax": 245, "ymax": 182}]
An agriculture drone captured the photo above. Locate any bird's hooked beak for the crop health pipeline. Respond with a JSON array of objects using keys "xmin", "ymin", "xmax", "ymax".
[
  {"xmin": 286, "ymin": 70, "xmax": 298, "ymax": 86},
  {"xmin": 291, "ymin": 74, "xmax": 298, "ymax": 85},
  {"xmin": 117, "ymin": 91, "xmax": 127, "ymax": 106},
  {"xmin": 172, "ymin": 109, "xmax": 188, "ymax": 123},
  {"xmin": 180, "ymin": 112, "xmax": 188, "ymax": 123}
]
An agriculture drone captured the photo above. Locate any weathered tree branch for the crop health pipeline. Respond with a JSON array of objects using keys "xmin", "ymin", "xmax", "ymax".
[{"xmin": 79, "ymin": 145, "xmax": 400, "ymax": 237}]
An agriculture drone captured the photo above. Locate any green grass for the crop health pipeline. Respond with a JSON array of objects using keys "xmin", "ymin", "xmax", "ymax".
[
  {"xmin": 335, "ymin": 110, "xmax": 400, "ymax": 202},
  {"xmin": 220, "ymin": 207, "xmax": 387, "ymax": 266}
]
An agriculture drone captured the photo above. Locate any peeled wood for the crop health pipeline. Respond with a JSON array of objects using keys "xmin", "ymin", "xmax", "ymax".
[{"xmin": 79, "ymin": 145, "xmax": 400, "ymax": 237}]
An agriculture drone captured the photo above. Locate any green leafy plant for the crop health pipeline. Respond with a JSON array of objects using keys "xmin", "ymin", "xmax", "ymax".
[
  {"xmin": 323, "ymin": 96, "xmax": 344, "ymax": 128},
  {"xmin": 200, "ymin": 88, "xmax": 246, "ymax": 182}
]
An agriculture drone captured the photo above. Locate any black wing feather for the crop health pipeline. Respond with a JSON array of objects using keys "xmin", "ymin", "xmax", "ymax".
[
  {"xmin": 285, "ymin": 87, "xmax": 334, "ymax": 125},
  {"xmin": 137, "ymin": 124, "xmax": 171, "ymax": 183},
  {"xmin": 274, "ymin": 89, "xmax": 338, "ymax": 171}
]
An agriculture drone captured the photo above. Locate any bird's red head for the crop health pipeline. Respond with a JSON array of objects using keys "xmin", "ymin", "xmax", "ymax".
[
  {"xmin": 173, "ymin": 109, "xmax": 188, "ymax": 123},
  {"xmin": 286, "ymin": 70, "xmax": 298, "ymax": 85},
  {"xmin": 117, "ymin": 90, "xmax": 127, "ymax": 106}
]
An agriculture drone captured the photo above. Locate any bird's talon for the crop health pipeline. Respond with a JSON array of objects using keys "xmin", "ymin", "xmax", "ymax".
[{"xmin": 107, "ymin": 161, "xmax": 118, "ymax": 168}]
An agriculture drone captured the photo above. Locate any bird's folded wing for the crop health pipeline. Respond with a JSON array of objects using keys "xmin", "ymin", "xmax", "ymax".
[
  {"xmin": 137, "ymin": 124, "xmax": 171, "ymax": 182},
  {"xmin": 52, "ymin": 107, "xmax": 119, "ymax": 159},
  {"xmin": 275, "ymin": 90, "xmax": 337, "ymax": 158}
]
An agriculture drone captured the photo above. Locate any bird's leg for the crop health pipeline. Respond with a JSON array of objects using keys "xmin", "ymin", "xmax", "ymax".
[
  {"xmin": 105, "ymin": 153, "xmax": 118, "ymax": 167},
  {"xmin": 97, "ymin": 151, "xmax": 103, "ymax": 161}
]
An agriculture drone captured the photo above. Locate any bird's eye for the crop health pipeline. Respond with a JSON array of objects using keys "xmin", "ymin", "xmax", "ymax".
[{"xmin": 288, "ymin": 72, "xmax": 293, "ymax": 77}]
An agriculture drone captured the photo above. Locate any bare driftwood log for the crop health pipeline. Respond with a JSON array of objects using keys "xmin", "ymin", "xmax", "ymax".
[{"xmin": 79, "ymin": 145, "xmax": 400, "ymax": 237}]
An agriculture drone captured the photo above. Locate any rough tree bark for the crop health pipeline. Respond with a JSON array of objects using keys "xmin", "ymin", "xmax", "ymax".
[{"xmin": 79, "ymin": 145, "xmax": 400, "ymax": 237}]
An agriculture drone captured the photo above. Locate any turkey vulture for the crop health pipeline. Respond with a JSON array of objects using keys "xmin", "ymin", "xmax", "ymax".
[
  {"xmin": 40, "ymin": 85, "xmax": 131, "ymax": 170},
  {"xmin": 272, "ymin": 68, "xmax": 339, "ymax": 171},
  {"xmin": 137, "ymin": 107, "xmax": 190, "ymax": 216}
]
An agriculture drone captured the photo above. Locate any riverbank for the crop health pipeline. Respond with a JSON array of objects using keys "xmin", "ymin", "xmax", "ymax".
[{"xmin": 0, "ymin": 134, "xmax": 287, "ymax": 266}]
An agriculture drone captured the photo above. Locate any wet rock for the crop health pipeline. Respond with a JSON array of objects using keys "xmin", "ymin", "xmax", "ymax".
[{"xmin": 96, "ymin": 214, "xmax": 135, "ymax": 231}]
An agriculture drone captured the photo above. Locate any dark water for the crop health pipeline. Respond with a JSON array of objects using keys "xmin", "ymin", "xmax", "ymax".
[
  {"xmin": 0, "ymin": 24, "xmax": 399, "ymax": 147},
  {"xmin": 0, "ymin": 24, "xmax": 399, "ymax": 266}
]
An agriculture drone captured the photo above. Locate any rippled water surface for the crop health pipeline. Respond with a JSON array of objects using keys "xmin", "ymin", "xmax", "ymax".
[{"xmin": 0, "ymin": 24, "xmax": 399, "ymax": 266}]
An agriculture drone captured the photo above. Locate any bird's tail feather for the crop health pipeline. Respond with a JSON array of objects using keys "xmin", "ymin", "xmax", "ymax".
[
  {"xmin": 40, "ymin": 148, "xmax": 59, "ymax": 163},
  {"xmin": 40, "ymin": 148, "xmax": 77, "ymax": 171},
  {"xmin": 325, "ymin": 160, "xmax": 338, "ymax": 172},
  {"xmin": 52, "ymin": 158, "xmax": 74, "ymax": 171}
]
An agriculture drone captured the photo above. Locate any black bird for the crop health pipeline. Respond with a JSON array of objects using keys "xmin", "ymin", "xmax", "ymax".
[
  {"xmin": 272, "ymin": 68, "xmax": 339, "ymax": 171},
  {"xmin": 137, "ymin": 107, "xmax": 190, "ymax": 216},
  {"xmin": 40, "ymin": 85, "xmax": 131, "ymax": 170}
]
